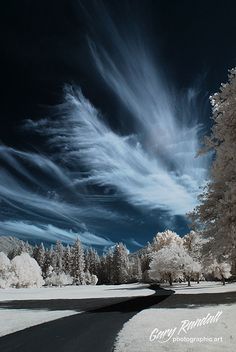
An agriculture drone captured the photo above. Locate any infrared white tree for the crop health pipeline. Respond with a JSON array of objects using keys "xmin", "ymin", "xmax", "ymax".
[
  {"xmin": 151, "ymin": 229, "xmax": 183, "ymax": 252},
  {"xmin": 54, "ymin": 240, "xmax": 65, "ymax": 273},
  {"xmin": 149, "ymin": 242, "xmax": 201, "ymax": 286},
  {"xmin": 63, "ymin": 245, "xmax": 73, "ymax": 275},
  {"xmin": 149, "ymin": 243, "xmax": 184, "ymax": 285},
  {"xmin": 0, "ymin": 252, "xmax": 15, "ymax": 288},
  {"xmin": 182, "ymin": 231, "xmax": 203, "ymax": 283},
  {"xmin": 33, "ymin": 243, "xmax": 46, "ymax": 271},
  {"xmin": 112, "ymin": 243, "xmax": 129, "ymax": 284},
  {"xmin": 206, "ymin": 259, "xmax": 231, "ymax": 285},
  {"xmin": 190, "ymin": 68, "xmax": 236, "ymax": 272},
  {"xmin": 45, "ymin": 270, "xmax": 73, "ymax": 287},
  {"xmin": 11, "ymin": 252, "xmax": 44, "ymax": 288},
  {"xmin": 83, "ymin": 270, "xmax": 98, "ymax": 285},
  {"xmin": 70, "ymin": 238, "xmax": 85, "ymax": 285},
  {"xmin": 84, "ymin": 248, "xmax": 100, "ymax": 277},
  {"xmin": 182, "ymin": 254, "xmax": 202, "ymax": 286},
  {"xmin": 129, "ymin": 255, "xmax": 142, "ymax": 282}
]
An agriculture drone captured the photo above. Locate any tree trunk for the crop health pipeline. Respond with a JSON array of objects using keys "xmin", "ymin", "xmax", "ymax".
[
  {"xmin": 169, "ymin": 274, "xmax": 173, "ymax": 286},
  {"xmin": 187, "ymin": 277, "xmax": 191, "ymax": 286},
  {"xmin": 222, "ymin": 276, "xmax": 225, "ymax": 285}
]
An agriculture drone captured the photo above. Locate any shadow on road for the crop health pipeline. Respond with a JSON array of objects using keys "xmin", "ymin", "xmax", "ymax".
[
  {"xmin": 90, "ymin": 286, "xmax": 174, "ymax": 313},
  {"xmin": 0, "ymin": 285, "xmax": 174, "ymax": 352},
  {"xmin": 0, "ymin": 285, "xmax": 173, "ymax": 313},
  {"xmin": 0, "ymin": 287, "xmax": 235, "ymax": 352}
]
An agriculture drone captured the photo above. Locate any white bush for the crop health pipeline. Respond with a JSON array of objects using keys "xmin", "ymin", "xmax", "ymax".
[
  {"xmin": 45, "ymin": 271, "xmax": 73, "ymax": 287},
  {"xmin": 11, "ymin": 252, "xmax": 44, "ymax": 288},
  {"xmin": 90, "ymin": 274, "xmax": 98, "ymax": 285},
  {"xmin": 83, "ymin": 270, "xmax": 98, "ymax": 285}
]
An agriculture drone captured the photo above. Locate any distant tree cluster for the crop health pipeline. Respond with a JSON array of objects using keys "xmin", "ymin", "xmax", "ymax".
[{"xmin": 143, "ymin": 230, "xmax": 231, "ymax": 286}]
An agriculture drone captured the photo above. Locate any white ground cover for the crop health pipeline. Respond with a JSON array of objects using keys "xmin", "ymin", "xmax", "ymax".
[
  {"xmin": 114, "ymin": 304, "xmax": 236, "ymax": 352},
  {"xmin": 0, "ymin": 309, "xmax": 78, "ymax": 337},
  {"xmin": 0, "ymin": 283, "xmax": 152, "ymax": 301},
  {"xmin": 165, "ymin": 281, "xmax": 236, "ymax": 294},
  {"xmin": 0, "ymin": 283, "xmax": 152, "ymax": 337},
  {"xmin": 0, "ymin": 282, "xmax": 235, "ymax": 341}
]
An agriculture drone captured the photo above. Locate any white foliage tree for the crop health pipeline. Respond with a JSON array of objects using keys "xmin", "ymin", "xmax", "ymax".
[
  {"xmin": 149, "ymin": 242, "xmax": 199, "ymax": 286},
  {"xmin": 0, "ymin": 252, "xmax": 11, "ymax": 272},
  {"xmin": 71, "ymin": 238, "xmax": 85, "ymax": 285},
  {"xmin": 206, "ymin": 260, "xmax": 231, "ymax": 285},
  {"xmin": 112, "ymin": 243, "xmax": 129, "ymax": 284},
  {"xmin": 90, "ymin": 274, "xmax": 98, "ymax": 285},
  {"xmin": 191, "ymin": 261, "xmax": 202, "ymax": 284},
  {"xmin": 149, "ymin": 243, "xmax": 182, "ymax": 285},
  {"xmin": 152, "ymin": 229, "xmax": 183, "ymax": 252},
  {"xmin": 190, "ymin": 68, "xmax": 236, "ymax": 272},
  {"xmin": 129, "ymin": 256, "xmax": 142, "ymax": 282},
  {"xmin": 45, "ymin": 270, "xmax": 73, "ymax": 287},
  {"xmin": 11, "ymin": 253, "xmax": 44, "ymax": 288},
  {"xmin": 183, "ymin": 231, "xmax": 206, "ymax": 260},
  {"xmin": 0, "ymin": 252, "xmax": 15, "ymax": 288},
  {"xmin": 85, "ymin": 248, "xmax": 100, "ymax": 277},
  {"xmin": 83, "ymin": 270, "xmax": 98, "ymax": 285},
  {"xmin": 182, "ymin": 254, "xmax": 202, "ymax": 286},
  {"xmin": 63, "ymin": 245, "xmax": 73, "ymax": 275},
  {"xmin": 54, "ymin": 240, "xmax": 64, "ymax": 273},
  {"xmin": 33, "ymin": 243, "xmax": 46, "ymax": 271}
]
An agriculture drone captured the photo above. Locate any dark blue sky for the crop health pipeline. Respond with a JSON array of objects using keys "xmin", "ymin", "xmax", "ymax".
[{"xmin": 0, "ymin": 0, "xmax": 235, "ymax": 252}]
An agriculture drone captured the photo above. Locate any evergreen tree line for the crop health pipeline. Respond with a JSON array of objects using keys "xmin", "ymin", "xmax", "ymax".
[
  {"xmin": 8, "ymin": 239, "xmax": 142, "ymax": 285},
  {"xmin": 5, "ymin": 227, "xmax": 233, "ymax": 287}
]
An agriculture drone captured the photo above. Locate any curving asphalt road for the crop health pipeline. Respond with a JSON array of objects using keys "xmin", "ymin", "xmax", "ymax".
[{"xmin": 0, "ymin": 286, "xmax": 235, "ymax": 352}]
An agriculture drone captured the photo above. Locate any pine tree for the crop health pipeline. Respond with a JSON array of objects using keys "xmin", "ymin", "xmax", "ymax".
[
  {"xmin": 8, "ymin": 247, "xmax": 21, "ymax": 260},
  {"xmin": 33, "ymin": 243, "xmax": 45, "ymax": 270},
  {"xmin": 71, "ymin": 238, "xmax": 85, "ymax": 285},
  {"xmin": 42, "ymin": 249, "xmax": 53, "ymax": 278},
  {"xmin": 129, "ymin": 255, "xmax": 142, "ymax": 282},
  {"xmin": 54, "ymin": 240, "xmax": 64, "ymax": 273},
  {"xmin": 49, "ymin": 245, "xmax": 57, "ymax": 270},
  {"xmin": 63, "ymin": 245, "xmax": 73, "ymax": 275},
  {"xmin": 19, "ymin": 241, "xmax": 32, "ymax": 255},
  {"xmin": 112, "ymin": 243, "xmax": 129, "ymax": 284},
  {"xmin": 106, "ymin": 248, "xmax": 114, "ymax": 283},
  {"xmin": 98, "ymin": 248, "xmax": 114, "ymax": 284},
  {"xmin": 84, "ymin": 248, "xmax": 100, "ymax": 277}
]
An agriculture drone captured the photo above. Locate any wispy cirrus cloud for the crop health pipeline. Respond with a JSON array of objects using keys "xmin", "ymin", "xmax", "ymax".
[
  {"xmin": 0, "ymin": 221, "xmax": 114, "ymax": 247},
  {"xmin": 0, "ymin": 144, "xmax": 118, "ymax": 246},
  {"xmin": 23, "ymin": 3, "xmax": 210, "ymax": 218},
  {"xmin": 25, "ymin": 87, "xmax": 208, "ymax": 216}
]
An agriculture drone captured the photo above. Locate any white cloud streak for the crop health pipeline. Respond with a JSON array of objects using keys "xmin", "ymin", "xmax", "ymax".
[
  {"xmin": 23, "ymin": 5, "xmax": 210, "ymax": 217},
  {"xmin": 0, "ymin": 221, "xmax": 114, "ymax": 246},
  {"xmin": 27, "ymin": 86, "xmax": 208, "ymax": 216},
  {"xmin": 0, "ymin": 145, "xmax": 117, "ymax": 245}
]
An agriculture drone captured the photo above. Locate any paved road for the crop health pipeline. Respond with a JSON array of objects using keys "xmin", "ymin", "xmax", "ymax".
[{"xmin": 0, "ymin": 287, "xmax": 235, "ymax": 352}]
